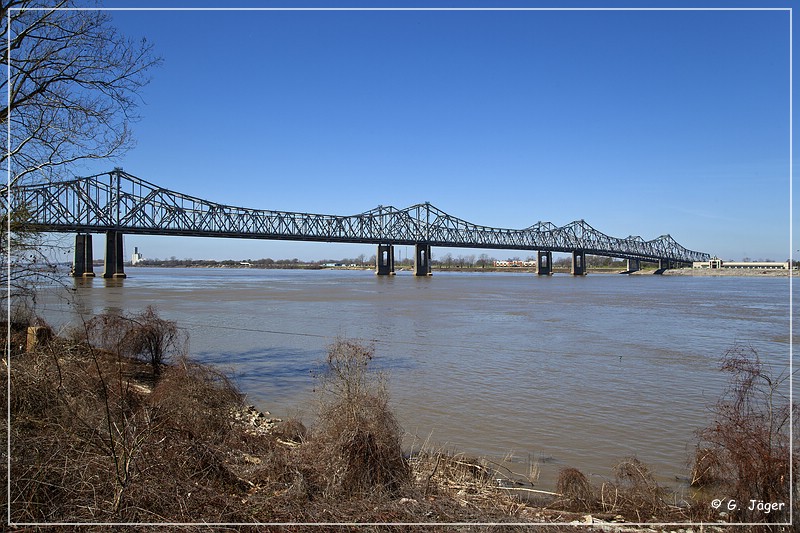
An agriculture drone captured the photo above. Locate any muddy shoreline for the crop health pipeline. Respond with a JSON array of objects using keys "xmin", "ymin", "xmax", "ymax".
[{"xmin": 655, "ymin": 267, "xmax": 793, "ymax": 277}]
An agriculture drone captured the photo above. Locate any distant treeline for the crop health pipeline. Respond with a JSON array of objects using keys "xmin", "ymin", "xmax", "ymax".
[{"xmin": 132, "ymin": 254, "xmax": 628, "ymax": 269}]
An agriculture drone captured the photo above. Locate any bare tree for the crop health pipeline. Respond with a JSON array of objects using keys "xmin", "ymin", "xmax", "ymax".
[
  {"xmin": 442, "ymin": 252, "xmax": 453, "ymax": 269},
  {"xmin": 1, "ymin": 205, "xmax": 64, "ymax": 315},
  {"xmin": 0, "ymin": 1, "xmax": 160, "ymax": 311},
  {"xmin": 1, "ymin": 0, "xmax": 161, "ymax": 186}
]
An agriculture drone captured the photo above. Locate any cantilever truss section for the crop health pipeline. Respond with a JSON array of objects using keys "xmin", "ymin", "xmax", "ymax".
[{"xmin": 2, "ymin": 169, "xmax": 711, "ymax": 264}]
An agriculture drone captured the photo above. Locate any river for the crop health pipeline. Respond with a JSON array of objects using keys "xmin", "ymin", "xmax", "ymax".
[{"xmin": 36, "ymin": 267, "xmax": 794, "ymax": 492}]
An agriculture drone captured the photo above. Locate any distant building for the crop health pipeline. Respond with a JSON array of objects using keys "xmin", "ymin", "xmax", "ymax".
[
  {"xmin": 494, "ymin": 260, "xmax": 536, "ymax": 267},
  {"xmin": 131, "ymin": 247, "xmax": 144, "ymax": 265},
  {"xmin": 692, "ymin": 258, "xmax": 788, "ymax": 270}
]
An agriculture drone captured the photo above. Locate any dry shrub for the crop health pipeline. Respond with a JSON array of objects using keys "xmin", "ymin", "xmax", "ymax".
[
  {"xmin": 690, "ymin": 447, "xmax": 726, "ymax": 487},
  {"xmin": 691, "ymin": 345, "xmax": 796, "ymax": 525},
  {"xmin": 86, "ymin": 306, "xmax": 187, "ymax": 377},
  {"xmin": 411, "ymin": 448, "xmax": 495, "ymax": 498},
  {"xmin": 301, "ymin": 339, "xmax": 409, "ymax": 498},
  {"xmin": 9, "ymin": 332, "xmax": 147, "ymax": 522},
  {"xmin": 149, "ymin": 355, "xmax": 243, "ymax": 439},
  {"xmin": 556, "ymin": 467, "xmax": 595, "ymax": 512},
  {"xmin": 8, "ymin": 316, "xmax": 257, "ymax": 524},
  {"xmin": 611, "ymin": 457, "xmax": 666, "ymax": 518},
  {"xmin": 6, "ymin": 299, "xmax": 36, "ymax": 331},
  {"xmin": 272, "ymin": 418, "xmax": 308, "ymax": 444},
  {"xmin": 246, "ymin": 438, "xmax": 296, "ymax": 489},
  {"xmin": 550, "ymin": 458, "xmax": 669, "ymax": 520}
]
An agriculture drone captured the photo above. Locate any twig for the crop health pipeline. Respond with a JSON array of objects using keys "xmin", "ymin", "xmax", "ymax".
[
  {"xmin": 424, "ymin": 453, "xmax": 441, "ymax": 496},
  {"xmin": 500, "ymin": 486, "xmax": 562, "ymax": 497}
]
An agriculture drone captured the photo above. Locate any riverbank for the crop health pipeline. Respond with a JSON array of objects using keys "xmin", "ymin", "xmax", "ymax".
[
  {"xmin": 124, "ymin": 262, "xmax": 796, "ymax": 277},
  {"xmin": 658, "ymin": 267, "xmax": 794, "ymax": 277},
  {"xmin": 129, "ymin": 263, "xmax": 632, "ymax": 275},
  {"xmin": 8, "ymin": 312, "xmax": 771, "ymax": 529}
]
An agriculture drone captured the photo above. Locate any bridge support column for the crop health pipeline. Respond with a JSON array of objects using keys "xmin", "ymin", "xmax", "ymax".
[
  {"xmin": 571, "ymin": 250, "xmax": 587, "ymax": 276},
  {"xmin": 655, "ymin": 258, "xmax": 672, "ymax": 274},
  {"xmin": 414, "ymin": 243, "xmax": 432, "ymax": 276},
  {"xmin": 537, "ymin": 251, "xmax": 552, "ymax": 276},
  {"xmin": 103, "ymin": 231, "xmax": 126, "ymax": 278},
  {"xmin": 72, "ymin": 233, "xmax": 95, "ymax": 277},
  {"xmin": 375, "ymin": 244, "xmax": 395, "ymax": 276},
  {"xmin": 626, "ymin": 259, "xmax": 640, "ymax": 273}
]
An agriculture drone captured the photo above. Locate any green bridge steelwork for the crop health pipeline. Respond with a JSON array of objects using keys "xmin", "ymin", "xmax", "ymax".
[{"xmin": 2, "ymin": 169, "xmax": 711, "ymax": 278}]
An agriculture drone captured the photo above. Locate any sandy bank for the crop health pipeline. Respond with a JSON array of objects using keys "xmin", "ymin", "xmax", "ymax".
[{"xmin": 655, "ymin": 267, "xmax": 793, "ymax": 277}]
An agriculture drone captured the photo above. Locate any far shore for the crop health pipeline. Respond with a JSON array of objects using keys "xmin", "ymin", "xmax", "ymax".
[
  {"xmin": 657, "ymin": 267, "xmax": 794, "ymax": 277},
  {"xmin": 116, "ymin": 262, "xmax": 795, "ymax": 277}
]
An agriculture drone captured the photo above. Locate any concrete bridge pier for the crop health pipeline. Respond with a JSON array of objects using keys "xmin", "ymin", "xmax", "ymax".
[
  {"xmin": 654, "ymin": 258, "xmax": 672, "ymax": 274},
  {"xmin": 537, "ymin": 251, "xmax": 552, "ymax": 275},
  {"xmin": 375, "ymin": 243, "xmax": 395, "ymax": 275},
  {"xmin": 625, "ymin": 259, "xmax": 640, "ymax": 273},
  {"xmin": 72, "ymin": 233, "xmax": 95, "ymax": 277},
  {"xmin": 414, "ymin": 243, "xmax": 432, "ymax": 276},
  {"xmin": 571, "ymin": 250, "xmax": 587, "ymax": 276},
  {"xmin": 103, "ymin": 230, "xmax": 126, "ymax": 278}
]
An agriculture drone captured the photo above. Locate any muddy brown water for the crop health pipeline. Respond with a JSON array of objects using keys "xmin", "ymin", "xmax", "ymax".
[{"xmin": 37, "ymin": 267, "xmax": 794, "ymax": 492}]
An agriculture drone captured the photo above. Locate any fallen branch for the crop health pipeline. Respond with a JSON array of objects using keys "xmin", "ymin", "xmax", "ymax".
[{"xmin": 500, "ymin": 486, "xmax": 561, "ymax": 497}]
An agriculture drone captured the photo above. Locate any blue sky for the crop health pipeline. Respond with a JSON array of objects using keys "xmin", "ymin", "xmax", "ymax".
[{"xmin": 66, "ymin": 2, "xmax": 793, "ymax": 262}]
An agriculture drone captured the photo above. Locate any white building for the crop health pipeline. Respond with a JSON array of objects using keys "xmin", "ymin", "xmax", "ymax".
[
  {"xmin": 494, "ymin": 260, "xmax": 536, "ymax": 267},
  {"xmin": 131, "ymin": 246, "xmax": 144, "ymax": 265},
  {"xmin": 693, "ymin": 258, "xmax": 788, "ymax": 270}
]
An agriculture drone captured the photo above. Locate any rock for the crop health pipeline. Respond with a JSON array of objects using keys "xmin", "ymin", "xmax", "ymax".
[
  {"xmin": 242, "ymin": 453, "xmax": 261, "ymax": 465},
  {"xmin": 230, "ymin": 405, "xmax": 282, "ymax": 436}
]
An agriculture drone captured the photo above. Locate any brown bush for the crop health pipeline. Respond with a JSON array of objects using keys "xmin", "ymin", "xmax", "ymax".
[
  {"xmin": 556, "ymin": 467, "xmax": 595, "ymax": 512},
  {"xmin": 301, "ymin": 339, "xmax": 410, "ymax": 498},
  {"xmin": 690, "ymin": 447, "xmax": 726, "ymax": 487},
  {"xmin": 691, "ymin": 345, "xmax": 796, "ymax": 525},
  {"xmin": 8, "ymin": 320, "xmax": 255, "ymax": 524},
  {"xmin": 85, "ymin": 306, "xmax": 187, "ymax": 378},
  {"xmin": 271, "ymin": 418, "xmax": 308, "ymax": 444},
  {"xmin": 9, "ymin": 334, "xmax": 143, "ymax": 521},
  {"xmin": 149, "ymin": 355, "xmax": 243, "ymax": 439},
  {"xmin": 610, "ymin": 457, "xmax": 666, "ymax": 518}
]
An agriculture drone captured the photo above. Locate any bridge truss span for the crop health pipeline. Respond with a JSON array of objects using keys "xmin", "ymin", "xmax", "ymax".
[{"xmin": 4, "ymin": 169, "xmax": 711, "ymax": 268}]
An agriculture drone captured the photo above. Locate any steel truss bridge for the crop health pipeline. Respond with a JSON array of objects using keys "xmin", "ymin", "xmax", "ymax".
[{"xmin": 3, "ymin": 169, "xmax": 711, "ymax": 277}]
